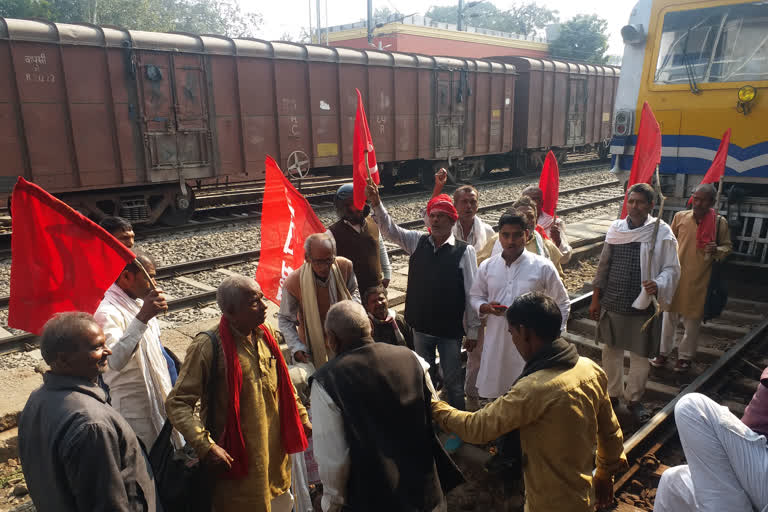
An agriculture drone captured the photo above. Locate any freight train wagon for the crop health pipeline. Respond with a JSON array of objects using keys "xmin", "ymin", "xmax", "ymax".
[{"xmin": 610, "ymin": 0, "xmax": 768, "ymax": 265}]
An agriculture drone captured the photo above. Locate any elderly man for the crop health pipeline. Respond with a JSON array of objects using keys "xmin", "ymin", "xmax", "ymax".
[
  {"xmin": 363, "ymin": 284, "xmax": 413, "ymax": 349},
  {"xmin": 471, "ymin": 213, "xmax": 570, "ymax": 401},
  {"xmin": 429, "ymin": 169, "xmax": 496, "ymax": 251},
  {"xmin": 99, "ymin": 216, "xmax": 135, "ymax": 248},
  {"xmin": 278, "ymin": 232, "xmax": 359, "ymax": 368},
  {"xmin": 328, "ymin": 183, "xmax": 391, "ymax": 292},
  {"xmin": 652, "ymin": 184, "xmax": 732, "ymax": 372},
  {"xmin": 522, "ymin": 185, "xmax": 573, "ymax": 264},
  {"xmin": 311, "ymin": 300, "xmax": 462, "ymax": 512},
  {"xmin": 654, "ymin": 376, "xmax": 768, "ymax": 512},
  {"xmin": 19, "ymin": 312, "xmax": 159, "ymax": 511},
  {"xmin": 590, "ymin": 183, "xmax": 680, "ymax": 422},
  {"xmin": 367, "ymin": 182, "xmax": 480, "ymax": 410},
  {"xmin": 166, "ymin": 276, "xmax": 311, "ymax": 512},
  {"xmin": 94, "ymin": 252, "xmax": 175, "ymax": 448},
  {"xmin": 433, "ymin": 292, "xmax": 627, "ymax": 511}
]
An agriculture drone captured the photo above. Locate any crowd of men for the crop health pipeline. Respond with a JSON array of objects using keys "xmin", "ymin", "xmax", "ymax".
[{"xmin": 16, "ymin": 171, "xmax": 768, "ymax": 512}]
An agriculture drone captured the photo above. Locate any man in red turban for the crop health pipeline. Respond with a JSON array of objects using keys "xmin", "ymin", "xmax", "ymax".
[{"xmin": 366, "ymin": 184, "xmax": 480, "ymax": 411}]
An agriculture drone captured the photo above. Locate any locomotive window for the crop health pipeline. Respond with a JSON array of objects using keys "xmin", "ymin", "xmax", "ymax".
[{"xmin": 654, "ymin": 2, "xmax": 768, "ymax": 85}]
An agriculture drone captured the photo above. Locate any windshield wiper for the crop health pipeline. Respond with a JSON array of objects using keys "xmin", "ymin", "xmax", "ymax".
[{"xmin": 682, "ymin": 29, "xmax": 702, "ymax": 94}]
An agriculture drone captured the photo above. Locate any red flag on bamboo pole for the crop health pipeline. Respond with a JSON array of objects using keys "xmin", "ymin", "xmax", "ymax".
[
  {"xmin": 353, "ymin": 88, "xmax": 380, "ymax": 210},
  {"xmin": 538, "ymin": 150, "xmax": 559, "ymax": 217},
  {"xmin": 8, "ymin": 177, "xmax": 136, "ymax": 335},
  {"xmin": 620, "ymin": 102, "xmax": 662, "ymax": 219},
  {"xmin": 256, "ymin": 156, "xmax": 325, "ymax": 304},
  {"xmin": 688, "ymin": 129, "xmax": 731, "ymax": 205}
]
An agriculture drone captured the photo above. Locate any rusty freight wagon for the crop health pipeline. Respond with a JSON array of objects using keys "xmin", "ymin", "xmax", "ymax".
[
  {"xmin": 0, "ymin": 17, "xmax": 516, "ymax": 224},
  {"xmin": 490, "ymin": 56, "xmax": 620, "ymax": 169}
]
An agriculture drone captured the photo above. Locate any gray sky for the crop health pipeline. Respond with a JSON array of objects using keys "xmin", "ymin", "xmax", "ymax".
[{"xmin": 246, "ymin": 0, "xmax": 637, "ymax": 55}]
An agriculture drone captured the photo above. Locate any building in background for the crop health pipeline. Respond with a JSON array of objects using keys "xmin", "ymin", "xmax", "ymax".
[{"xmin": 327, "ymin": 15, "xmax": 549, "ymax": 59}]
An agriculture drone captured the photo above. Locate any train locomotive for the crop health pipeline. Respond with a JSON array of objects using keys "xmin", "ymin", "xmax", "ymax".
[
  {"xmin": 610, "ymin": 0, "xmax": 768, "ymax": 265},
  {"xmin": 0, "ymin": 17, "xmax": 617, "ymax": 225}
]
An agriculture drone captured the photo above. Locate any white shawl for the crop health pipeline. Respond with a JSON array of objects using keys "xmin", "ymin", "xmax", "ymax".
[
  {"xmin": 605, "ymin": 216, "xmax": 681, "ymax": 310},
  {"xmin": 101, "ymin": 284, "xmax": 180, "ymax": 448}
]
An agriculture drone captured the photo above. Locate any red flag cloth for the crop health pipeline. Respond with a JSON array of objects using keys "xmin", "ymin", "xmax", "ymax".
[
  {"xmin": 696, "ymin": 208, "xmax": 717, "ymax": 250},
  {"xmin": 702, "ymin": 129, "xmax": 731, "ymax": 185},
  {"xmin": 620, "ymin": 102, "xmax": 662, "ymax": 218},
  {"xmin": 217, "ymin": 318, "xmax": 308, "ymax": 480},
  {"xmin": 538, "ymin": 150, "xmax": 559, "ymax": 217},
  {"xmin": 9, "ymin": 177, "xmax": 135, "ymax": 335},
  {"xmin": 353, "ymin": 88, "xmax": 379, "ymax": 210},
  {"xmin": 255, "ymin": 156, "xmax": 325, "ymax": 304}
]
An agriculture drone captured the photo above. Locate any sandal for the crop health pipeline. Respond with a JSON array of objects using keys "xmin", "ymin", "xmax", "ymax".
[{"xmin": 627, "ymin": 401, "xmax": 652, "ymax": 423}]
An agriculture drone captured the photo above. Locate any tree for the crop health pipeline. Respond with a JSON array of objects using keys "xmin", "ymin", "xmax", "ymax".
[
  {"xmin": 0, "ymin": 0, "xmax": 262, "ymax": 37},
  {"xmin": 549, "ymin": 14, "xmax": 609, "ymax": 64},
  {"xmin": 426, "ymin": 1, "xmax": 558, "ymax": 36}
]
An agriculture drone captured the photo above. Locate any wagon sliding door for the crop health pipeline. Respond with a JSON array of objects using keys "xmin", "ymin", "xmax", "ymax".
[
  {"xmin": 566, "ymin": 76, "xmax": 587, "ymax": 146},
  {"xmin": 434, "ymin": 70, "xmax": 465, "ymax": 159},
  {"xmin": 135, "ymin": 51, "xmax": 212, "ymax": 182}
]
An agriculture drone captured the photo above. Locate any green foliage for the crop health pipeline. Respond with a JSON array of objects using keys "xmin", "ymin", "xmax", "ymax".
[
  {"xmin": 549, "ymin": 14, "xmax": 609, "ymax": 64},
  {"xmin": 0, "ymin": 0, "xmax": 262, "ymax": 37},
  {"xmin": 426, "ymin": 1, "xmax": 558, "ymax": 36}
]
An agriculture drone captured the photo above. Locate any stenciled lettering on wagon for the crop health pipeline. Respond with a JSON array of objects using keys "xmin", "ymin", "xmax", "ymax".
[
  {"xmin": 376, "ymin": 115, "xmax": 386, "ymax": 136},
  {"xmin": 23, "ymin": 52, "xmax": 55, "ymax": 84}
]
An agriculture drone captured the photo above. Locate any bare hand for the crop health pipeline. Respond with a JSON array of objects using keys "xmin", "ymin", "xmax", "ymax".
[
  {"xmin": 550, "ymin": 224, "xmax": 562, "ymax": 247},
  {"xmin": 293, "ymin": 351, "xmax": 310, "ymax": 364},
  {"xmin": 589, "ymin": 296, "xmax": 601, "ymax": 321},
  {"xmin": 593, "ymin": 471, "xmax": 615, "ymax": 509},
  {"xmin": 642, "ymin": 280, "xmax": 658, "ymax": 296},
  {"xmin": 303, "ymin": 421, "xmax": 313, "ymax": 438},
  {"xmin": 463, "ymin": 338, "xmax": 478, "ymax": 352},
  {"xmin": 136, "ymin": 289, "xmax": 168, "ymax": 323},
  {"xmin": 480, "ymin": 302, "xmax": 507, "ymax": 317},
  {"xmin": 435, "ymin": 168, "xmax": 448, "ymax": 185},
  {"xmin": 204, "ymin": 444, "xmax": 234, "ymax": 471},
  {"xmin": 704, "ymin": 242, "xmax": 717, "ymax": 255},
  {"xmin": 365, "ymin": 182, "xmax": 381, "ymax": 207},
  {"xmin": 382, "ymin": 278, "xmax": 390, "ymax": 288}
]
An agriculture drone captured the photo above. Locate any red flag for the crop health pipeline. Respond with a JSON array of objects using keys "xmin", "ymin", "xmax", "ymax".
[
  {"xmin": 353, "ymin": 88, "xmax": 379, "ymax": 210},
  {"xmin": 620, "ymin": 102, "xmax": 662, "ymax": 218},
  {"xmin": 9, "ymin": 178, "xmax": 136, "ymax": 335},
  {"xmin": 256, "ymin": 156, "xmax": 325, "ymax": 304},
  {"xmin": 702, "ymin": 128, "xmax": 731, "ymax": 185},
  {"xmin": 538, "ymin": 150, "xmax": 559, "ymax": 216}
]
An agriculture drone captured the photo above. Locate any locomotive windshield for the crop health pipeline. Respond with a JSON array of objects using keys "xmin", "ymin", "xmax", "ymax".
[{"xmin": 654, "ymin": 1, "xmax": 768, "ymax": 85}]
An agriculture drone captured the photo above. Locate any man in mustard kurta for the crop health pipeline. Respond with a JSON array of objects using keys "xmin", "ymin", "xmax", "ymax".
[
  {"xmin": 166, "ymin": 276, "xmax": 311, "ymax": 512},
  {"xmin": 432, "ymin": 292, "xmax": 627, "ymax": 512},
  {"xmin": 652, "ymin": 184, "xmax": 732, "ymax": 372}
]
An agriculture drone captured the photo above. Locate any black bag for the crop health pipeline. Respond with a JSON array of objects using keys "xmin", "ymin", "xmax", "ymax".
[
  {"xmin": 149, "ymin": 331, "xmax": 219, "ymax": 512},
  {"xmin": 703, "ymin": 216, "xmax": 728, "ymax": 323}
]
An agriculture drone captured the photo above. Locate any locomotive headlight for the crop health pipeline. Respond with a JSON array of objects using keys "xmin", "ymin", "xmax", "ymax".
[{"xmin": 738, "ymin": 85, "xmax": 756, "ymax": 103}]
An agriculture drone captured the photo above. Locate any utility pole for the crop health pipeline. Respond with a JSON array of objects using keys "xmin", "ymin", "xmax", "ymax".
[
  {"xmin": 457, "ymin": 0, "xmax": 464, "ymax": 31},
  {"xmin": 308, "ymin": 0, "xmax": 313, "ymax": 43},
  {"xmin": 316, "ymin": 0, "xmax": 322, "ymax": 45},
  {"xmin": 367, "ymin": 0, "xmax": 374, "ymax": 43}
]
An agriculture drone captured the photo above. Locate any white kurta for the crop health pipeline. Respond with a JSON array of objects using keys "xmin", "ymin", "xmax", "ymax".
[{"xmin": 470, "ymin": 251, "xmax": 571, "ymax": 399}]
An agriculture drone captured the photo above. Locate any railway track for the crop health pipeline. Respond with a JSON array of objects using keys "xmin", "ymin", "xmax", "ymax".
[
  {"xmin": 563, "ymin": 293, "xmax": 768, "ymax": 511},
  {"xmin": 0, "ymin": 179, "xmax": 623, "ymax": 355}
]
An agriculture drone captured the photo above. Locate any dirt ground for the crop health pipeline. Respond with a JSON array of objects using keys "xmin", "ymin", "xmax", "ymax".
[{"xmin": 0, "ymin": 458, "xmax": 28, "ymax": 511}]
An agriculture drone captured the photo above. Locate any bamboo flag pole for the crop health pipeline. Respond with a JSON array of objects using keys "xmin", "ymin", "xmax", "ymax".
[
  {"xmin": 133, "ymin": 257, "xmax": 169, "ymax": 315},
  {"xmin": 714, "ymin": 175, "xmax": 725, "ymax": 209},
  {"xmin": 641, "ymin": 165, "xmax": 666, "ymax": 332}
]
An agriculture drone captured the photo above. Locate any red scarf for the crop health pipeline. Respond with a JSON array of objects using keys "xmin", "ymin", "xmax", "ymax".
[
  {"xmin": 696, "ymin": 208, "xmax": 717, "ymax": 250},
  {"xmin": 535, "ymin": 225, "xmax": 549, "ymax": 240},
  {"xmin": 218, "ymin": 317, "xmax": 308, "ymax": 479}
]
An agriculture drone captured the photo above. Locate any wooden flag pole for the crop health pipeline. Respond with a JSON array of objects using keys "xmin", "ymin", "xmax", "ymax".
[
  {"xmin": 715, "ymin": 175, "xmax": 725, "ymax": 210},
  {"xmin": 641, "ymin": 165, "xmax": 666, "ymax": 332},
  {"xmin": 134, "ymin": 258, "xmax": 169, "ymax": 316}
]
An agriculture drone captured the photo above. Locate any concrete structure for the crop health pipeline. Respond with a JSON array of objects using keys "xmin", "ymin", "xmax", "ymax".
[{"xmin": 327, "ymin": 15, "xmax": 549, "ymax": 59}]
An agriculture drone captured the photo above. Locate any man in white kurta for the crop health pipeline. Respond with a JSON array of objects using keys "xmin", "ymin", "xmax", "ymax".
[
  {"xmin": 471, "ymin": 212, "xmax": 570, "ymax": 399},
  {"xmin": 95, "ymin": 253, "xmax": 178, "ymax": 448}
]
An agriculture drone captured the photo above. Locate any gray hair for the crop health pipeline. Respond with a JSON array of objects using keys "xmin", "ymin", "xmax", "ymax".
[
  {"xmin": 324, "ymin": 300, "xmax": 371, "ymax": 343},
  {"xmin": 40, "ymin": 312, "xmax": 100, "ymax": 365},
  {"xmin": 304, "ymin": 232, "xmax": 336, "ymax": 260},
  {"xmin": 628, "ymin": 183, "xmax": 656, "ymax": 204},
  {"xmin": 124, "ymin": 251, "xmax": 156, "ymax": 275},
  {"xmin": 693, "ymin": 183, "xmax": 717, "ymax": 200},
  {"xmin": 217, "ymin": 275, "xmax": 261, "ymax": 315}
]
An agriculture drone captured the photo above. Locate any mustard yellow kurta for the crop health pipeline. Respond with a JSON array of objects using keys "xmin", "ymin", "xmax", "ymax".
[
  {"xmin": 667, "ymin": 210, "xmax": 732, "ymax": 318},
  {"xmin": 432, "ymin": 357, "xmax": 627, "ymax": 512},
  {"xmin": 166, "ymin": 321, "xmax": 309, "ymax": 512}
]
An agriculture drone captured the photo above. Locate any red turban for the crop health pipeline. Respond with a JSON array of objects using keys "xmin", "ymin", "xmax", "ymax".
[{"xmin": 426, "ymin": 194, "xmax": 458, "ymax": 221}]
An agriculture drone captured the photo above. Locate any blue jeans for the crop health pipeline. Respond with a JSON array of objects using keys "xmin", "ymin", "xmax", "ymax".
[{"xmin": 413, "ymin": 331, "xmax": 465, "ymax": 410}]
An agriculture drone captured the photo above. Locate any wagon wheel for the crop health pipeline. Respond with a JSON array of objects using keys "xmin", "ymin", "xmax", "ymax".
[
  {"xmin": 160, "ymin": 188, "xmax": 196, "ymax": 227},
  {"xmin": 286, "ymin": 151, "xmax": 311, "ymax": 179}
]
